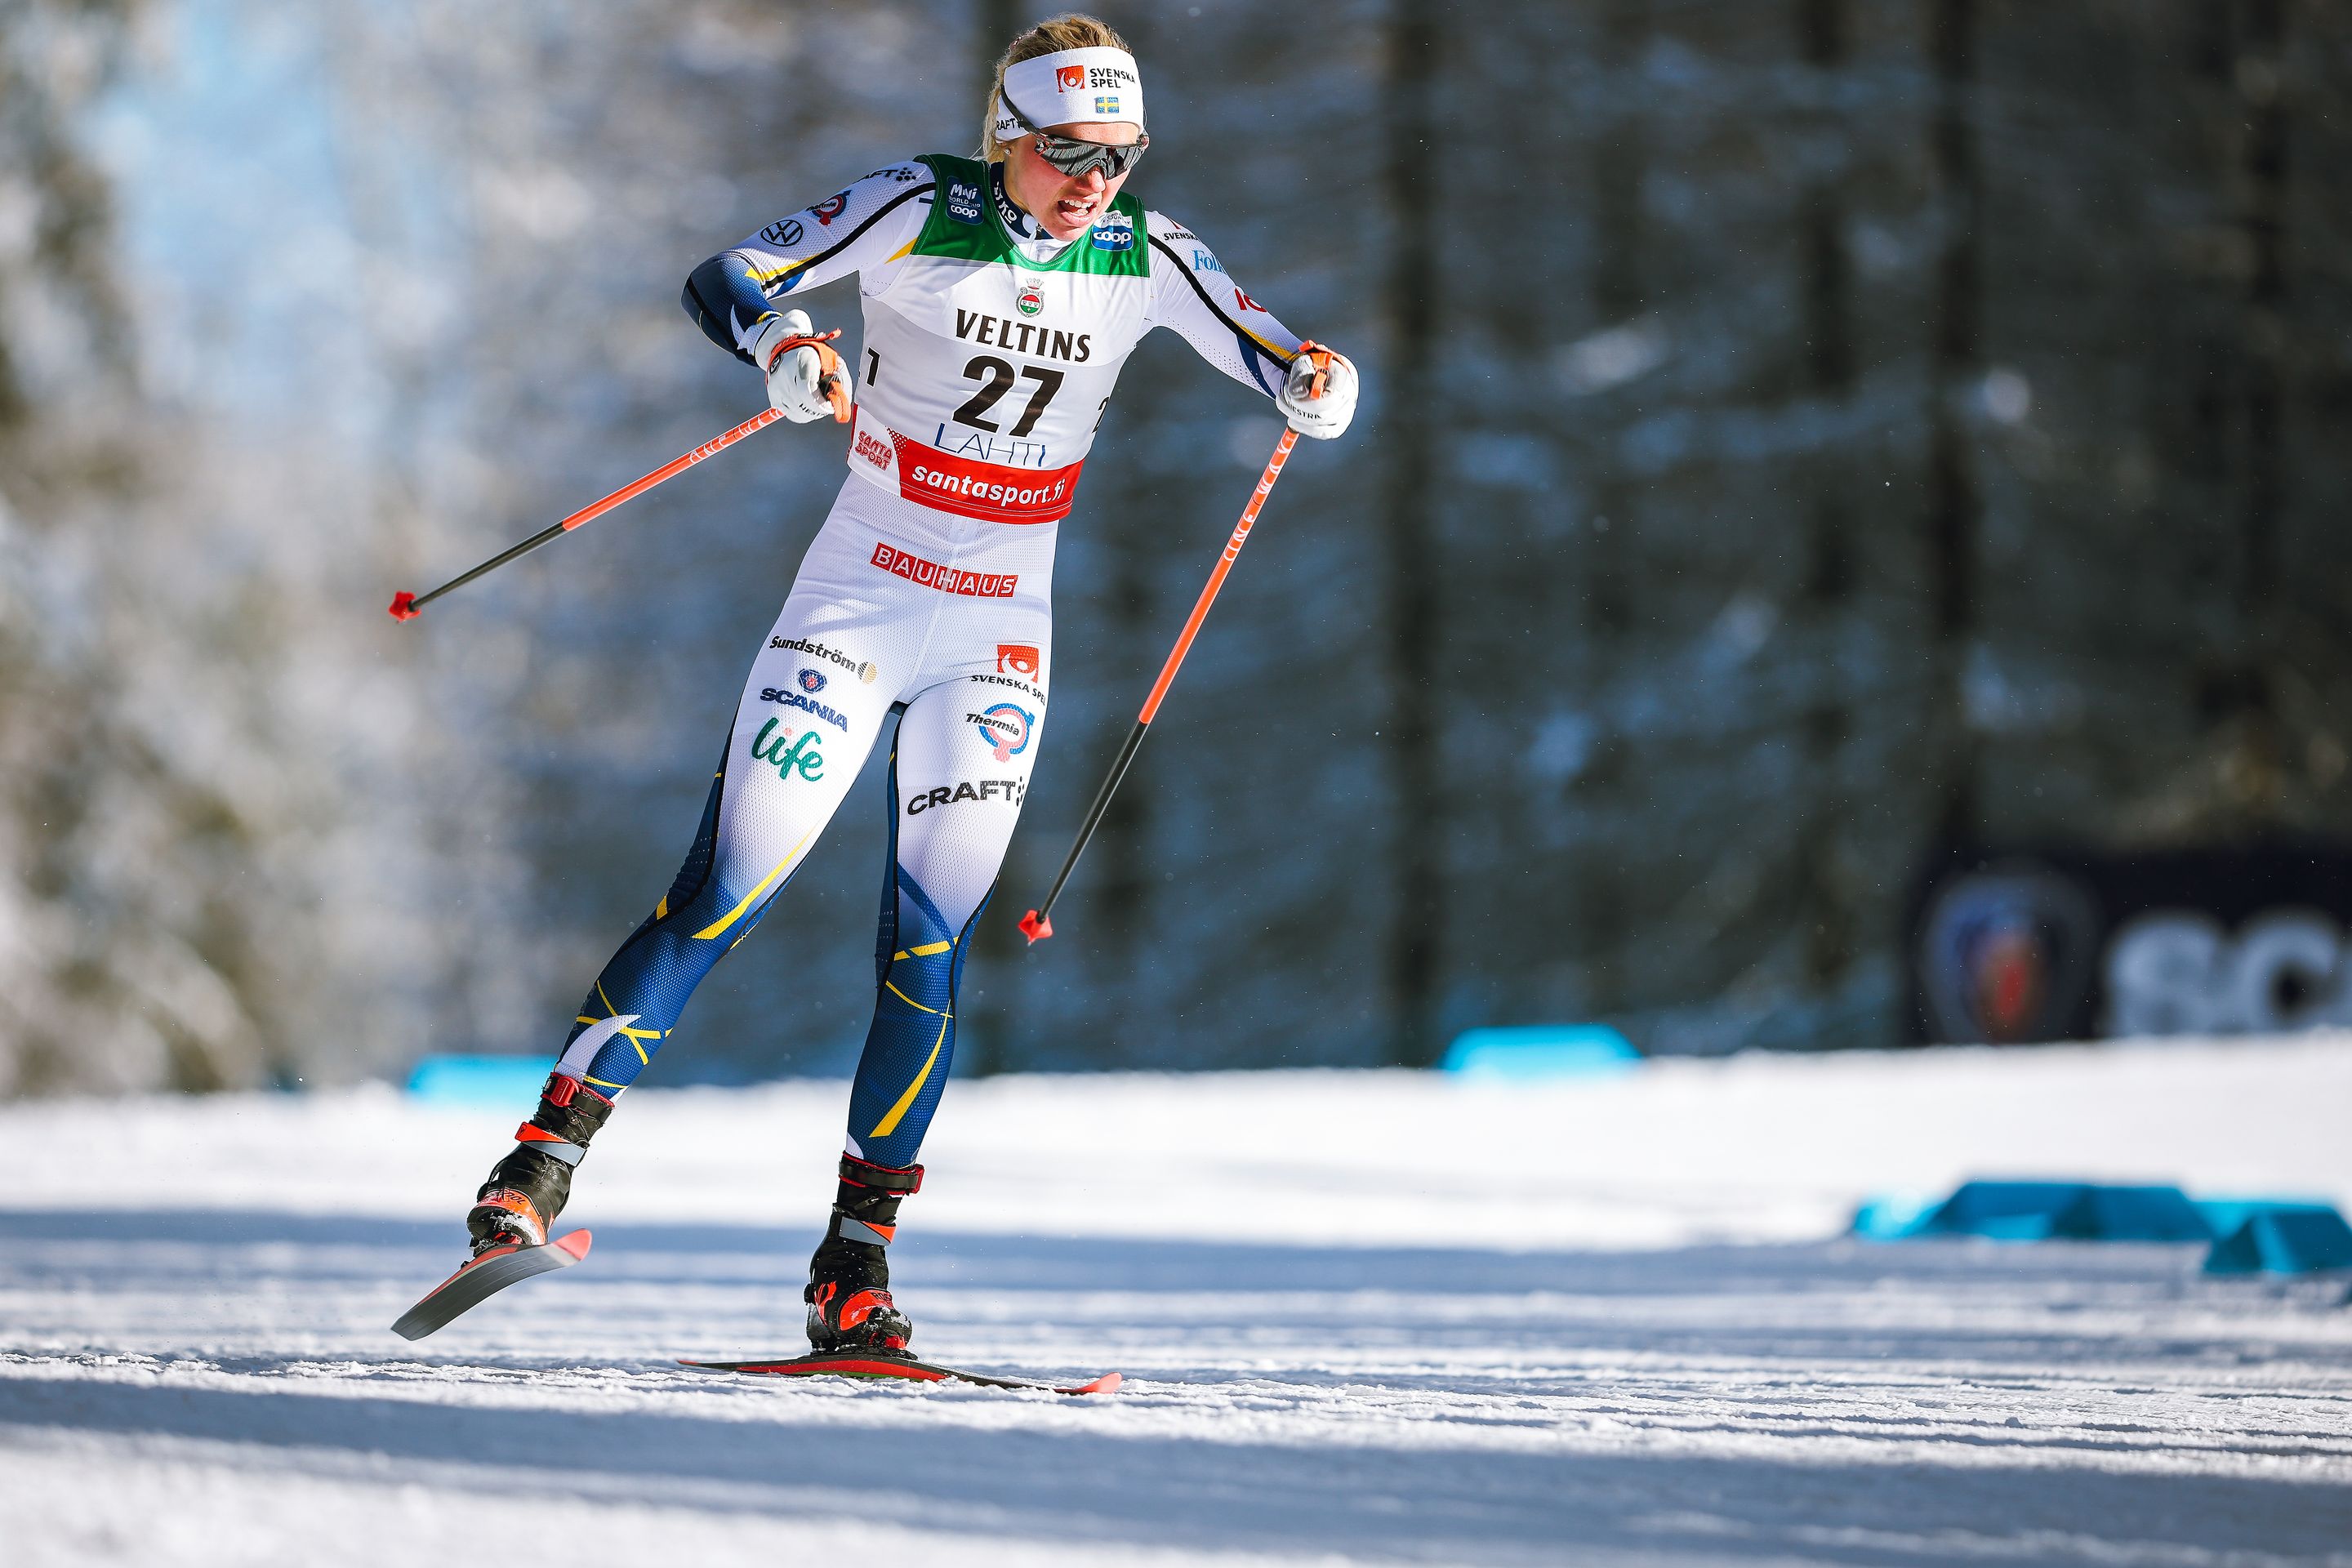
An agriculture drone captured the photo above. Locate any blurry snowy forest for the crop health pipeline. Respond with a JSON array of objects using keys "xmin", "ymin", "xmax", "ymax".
[{"xmin": 4, "ymin": 0, "xmax": 2350, "ymax": 1095}]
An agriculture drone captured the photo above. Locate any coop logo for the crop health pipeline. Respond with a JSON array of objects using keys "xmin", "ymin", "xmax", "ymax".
[
  {"xmin": 769, "ymin": 635, "xmax": 877, "ymax": 684},
  {"xmin": 945, "ymin": 180, "xmax": 983, "ymax": 225},
  {"xmin": 758, "ymin": 686, "xmax": 850, "ymax": 733},
  {"xmin": 1056, "ymin": 65, "xmax": 1085, "ymax": 92},
  {"xmin": 965, "ymin": 702, "xmax": 1035, "ymax": 761},
  {"xmin": 1089, "ymin": 216, "xmax": 1134, "ymax": 253},
  {"xmin": 855, "ymin": 429, "xmax": 893, "ymax": 470},
  {"xmin": 811, "ymin": 190, "xmax": 850, "ymax": 225},
  {"xmin": 760, "ymin": 218, "xmax": 804, "ymax": 247},
  {"xmin": 996, "ymin": 644, "xmax": 1040, "ymax": 678},
  {"xmin": 1015, "ymin": 278, "xmax": 1045, "ymax": 318},
  {"xmin": 749, "ymin": 718, "xmax": 824, "ymax": 782},
  {"xmin": 797, "ymin": 668, "xmax": 826, "ymax": 693},
  {"xmin": 906, "ymin": 777, "xmax": 1027, "ymax": 815}
]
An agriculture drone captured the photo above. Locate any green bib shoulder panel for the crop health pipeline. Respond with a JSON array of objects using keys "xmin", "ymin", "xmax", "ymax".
[{"xmin": 911, "ymin": 154, "xmax": 1147, "ymax": 277}]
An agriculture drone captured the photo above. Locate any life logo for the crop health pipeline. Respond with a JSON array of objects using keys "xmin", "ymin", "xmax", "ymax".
[
  {"xmin": 812, "ymin": 190, "xmax": 850, "ymax": 225},
  {"xmin": 967, "ymin": 702, "xmax": 1034, "ymax": 762},
  {"xmin": 797, "ymin": 668, "xmax": 826, "ymax": 693},
  {"xmin": 996, "ymin": 644, "xmax": 1040, "ymax": 679},
  {"xmin": 750, "ymin": 718, "xmax": 824, "ymax": 782},
  {"xmin": 1055, "ymin": 65, "xmax": 1085, "ymax": 92}
]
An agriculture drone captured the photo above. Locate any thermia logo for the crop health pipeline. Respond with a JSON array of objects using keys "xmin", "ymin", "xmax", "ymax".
[{"xmin": 965, "ymin": 702, "xmax": 1035, "ymax": 762}]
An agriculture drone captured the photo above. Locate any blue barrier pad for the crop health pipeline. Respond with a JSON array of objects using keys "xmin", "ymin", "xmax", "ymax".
[
  {"xmin": 1854, "ymin": 1180, "xmax": 2211, "ymax": 1243},
  {"xmin": 1439, "ymin": 1025, "xmax": 1640, "ymax": 1080},
  {"xmin": 407, "ymin": 1054, "xmax": 552, "ymax": 1107},
  {"xmin": 2202, "ymin": 1202, "xmax": 2352, "ymax": 1275}
]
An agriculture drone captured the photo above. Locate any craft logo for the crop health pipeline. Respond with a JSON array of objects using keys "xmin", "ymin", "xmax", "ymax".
[
  {"xmin": 1016, "ymin": 278, "xmax": 1045, "ymax": 318},
  {"xmin": 1056, "ymin": 65, "xmax": 1085, "ymax": 92},
  {"xmin": 1089, "ymin": 218, "xmax": 1134, "ymax": 253},
  {"xmin": 1192, "ymin": 250, "xmax": 1225, "ymax": 275},
  {"xmin": 797, "ymin": 668, "xmax": 826, "ymax": 693},
  {"xmin": 869, "ymin": 541, "xmax": 1019, "ymax": 598},
  {"xmin": 855, "ymin": 428, "xmax": 893, "ymax": 470},
  {"xmin": 906, "ymin": 777, "xmax": 1027, "ymax": 815},
  {"xmin": 1094, "ymin": 95, "xmax": 1121, "ymax": 115},
  {"xmin": 812, "ymin": 191, "xmax": 850, "ymax": 225},
  {"xmin": 749, "ymin": 718, "xmax": 825, "ymax": 782},
  {"xmin": 759, "ymin": 686, "xmax": 849, "ymax": 733},
  {"xmin": 760, "ymin": 218, "xmax": 804, "ymax": 247},
  {"xmin": 768, "ymin": 635, "xmax": 877, "ymax": 684},
  {"xmin": 1234, "ymin": 288, "xmax": 1264, "ymax": 314},
  {"xmin": 996, "ymin": 644, "xmax": 1040, "ymax": 678},
  {"xmin": 965, "ymin": 703, "xmax": 1036, "ymax": 762},
  {"xmin": 946, "ymin": 180, "xmax": 983, "ymax": 225}
]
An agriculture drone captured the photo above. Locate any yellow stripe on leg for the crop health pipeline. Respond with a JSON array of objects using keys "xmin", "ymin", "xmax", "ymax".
[
  {"xmin": 692, "ymin": 824, "xmax": 818, "ymax": 941},
  {"xmin": 868, "ymin": 1017, "xmax": 949, "ymax": 1140}
]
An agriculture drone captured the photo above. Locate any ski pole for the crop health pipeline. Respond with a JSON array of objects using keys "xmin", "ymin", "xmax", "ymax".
[
  {"xmin": 388, "ymin": 332, "xmax": 849, "ymax": 621},
  {"xmin": 1017, "ymin": 346, "xmax": 1331, "ymax": 944}
]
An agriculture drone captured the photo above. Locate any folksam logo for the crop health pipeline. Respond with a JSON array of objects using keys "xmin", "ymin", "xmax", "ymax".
[{"xmin": 967, "ymin": 703, "xmax": 1034, "ymax": 762}]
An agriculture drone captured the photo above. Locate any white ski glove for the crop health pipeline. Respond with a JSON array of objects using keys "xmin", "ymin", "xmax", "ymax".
[
  {"xmin": 749, "ymin": 309, "xmax": 850, "ymax": 424},
  {"xmin": 1276, "ymin": 341, "xmax": 1357, "ymax": 440}
]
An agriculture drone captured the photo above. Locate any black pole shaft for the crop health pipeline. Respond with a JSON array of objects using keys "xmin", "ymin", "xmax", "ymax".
[
  {"xmin": 408, "ymin": 519, "xmax": 573, "ymax": 612},
  {"xmin": 1028, "ymin": 718, "xmax": 1151, "ymax": 929}
]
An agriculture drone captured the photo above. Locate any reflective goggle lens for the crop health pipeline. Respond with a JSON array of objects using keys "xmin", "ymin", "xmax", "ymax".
[{"xmin": 1034, "ymin": 133, "xmax": 1147, "ymax": 179}]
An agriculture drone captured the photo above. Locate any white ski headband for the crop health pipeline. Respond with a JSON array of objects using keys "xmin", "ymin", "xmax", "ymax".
[{"xmin": 990, "ymin": 47, "xmax": 1146, "ymax": 141}]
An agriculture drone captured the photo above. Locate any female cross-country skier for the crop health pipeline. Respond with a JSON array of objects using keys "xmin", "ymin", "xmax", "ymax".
[{"xmin": 457, "ymin": 14, "xmax": 1356, "ymax": 1356}]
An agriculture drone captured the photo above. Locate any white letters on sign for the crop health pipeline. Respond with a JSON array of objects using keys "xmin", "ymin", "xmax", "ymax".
[{"xmin": 2103, "ymin": 909, "xmax": 2352, "ymax": 1036}]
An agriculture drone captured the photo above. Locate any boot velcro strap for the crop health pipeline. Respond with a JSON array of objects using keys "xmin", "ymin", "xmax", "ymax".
[
  {"xmin": 834, "ymin": 1214, "xmax": 898, "ymax": 1246},
  {"xmin": 512, "ymin": 1125, "xmax": 585, "ymax": 1166},
  {"xmin": 839, "ymin": 1154, "xmax": 923, "ymax": 1193}
]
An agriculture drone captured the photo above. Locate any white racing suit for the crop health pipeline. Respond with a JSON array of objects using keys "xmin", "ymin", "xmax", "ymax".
[{"xmin": 542, "ymin": 154, "xmax": 1309, "ymax": 1167}]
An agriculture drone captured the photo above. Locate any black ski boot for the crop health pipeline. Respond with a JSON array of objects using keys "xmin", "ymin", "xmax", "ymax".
[
  {"xmin": 466, "ymin": 1072, "xmax": 614, "ymax": 1255},
  {"xmin": 804, "ymin": 1154, "xmax": 922, "ymax": 1354}
]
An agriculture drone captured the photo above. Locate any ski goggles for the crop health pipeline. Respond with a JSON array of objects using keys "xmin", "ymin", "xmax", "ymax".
[{"xmin": 999, "ymin": 91, "xmax": 1148, "ymax": 179}]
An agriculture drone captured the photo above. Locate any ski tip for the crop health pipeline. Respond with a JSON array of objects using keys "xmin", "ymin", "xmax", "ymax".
[
  {"xmin": 553, "ymin": 1229, "xmax": 592, "ymax": 1261},
  {"xmin": 388, "ymin": 591, "xmax": 420, "ymax": 621},
  {"xmin": 1070, "ymin": 1370, "xmax": 1122, "ymax": 1395},
  {"xmin": 1018, "ymin": 909, "xmax": 1052, "ymax": 943}
]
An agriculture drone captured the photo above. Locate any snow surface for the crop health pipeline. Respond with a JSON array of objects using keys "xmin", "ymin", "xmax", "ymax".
[{"xmin": 4, "ymin": 1039, "xmax": 2352, "ymax": 1565}]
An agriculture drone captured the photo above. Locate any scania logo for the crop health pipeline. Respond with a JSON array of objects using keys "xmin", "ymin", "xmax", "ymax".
[{"xmin": 1015, "ymin": 278, "xmax": 1045, "ymax": 318}]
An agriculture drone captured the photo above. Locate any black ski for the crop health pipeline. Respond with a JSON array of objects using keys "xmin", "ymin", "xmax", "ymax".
[
  {"xmin": 391, "ymin": 1230, "xmax": 592, "ymax": 1340},
  {"xmin": 679, "ymin": 1351, "xmax": 1120, "ymax": 1395}
]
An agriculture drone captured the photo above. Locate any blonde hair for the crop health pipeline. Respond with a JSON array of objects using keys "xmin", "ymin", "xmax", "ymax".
[{"xmin": 979, "ymin": 13, "xmax": 1134, "ymax": 163}]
